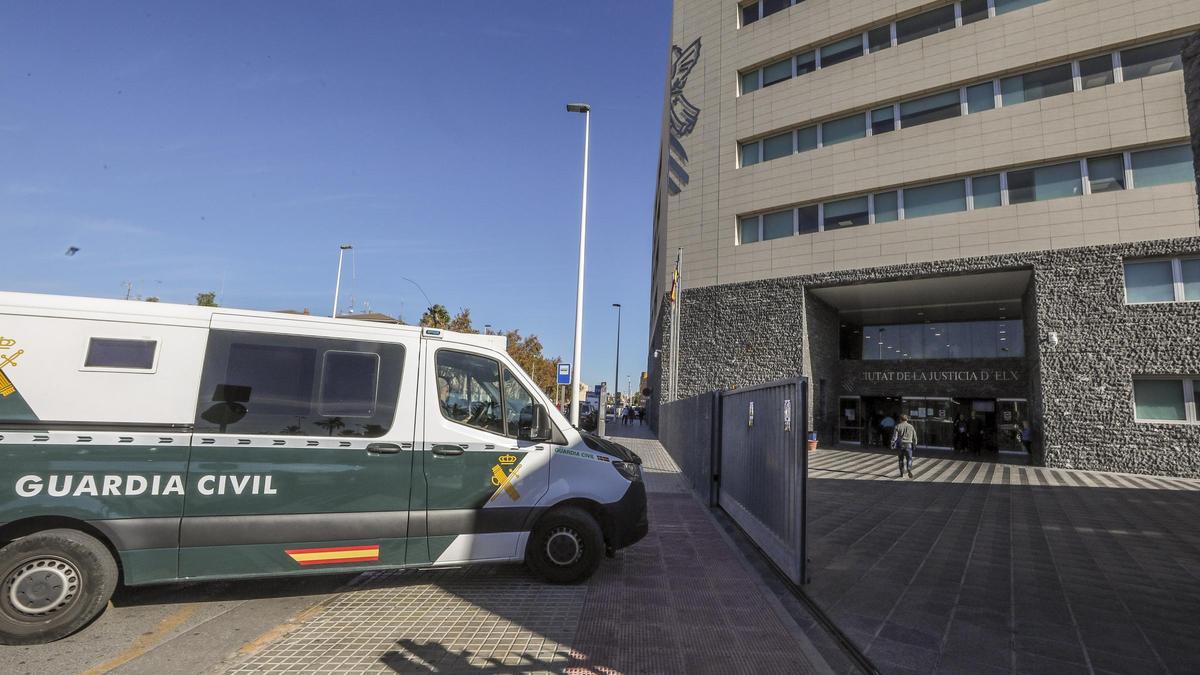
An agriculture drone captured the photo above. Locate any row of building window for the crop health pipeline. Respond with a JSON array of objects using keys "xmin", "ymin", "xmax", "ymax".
[
  {"xmin": 1133, "ymin": 378, "xmax": 1200, "ymax": 424},
  {"xmin": 739, "ymin": 0, "xmax": 1047, "ymax": 93},
  {"xmin": 740, "ymin": 37, "xmax": 1186, "ymax": 169},
  {"xmin": 739, "ymin": 0, "xmax": 803, "ymax": 27},
  {"xmin": 1124, "ymin": 257, "xmax": 1200, "ymax": 304},
  {"xmin": 857, "ymin": 321, "xmax": 1025, "ymax": 360},
  {"xmin": 737, "ymin": 144, "xmax": 1194, "ymax": 245}
]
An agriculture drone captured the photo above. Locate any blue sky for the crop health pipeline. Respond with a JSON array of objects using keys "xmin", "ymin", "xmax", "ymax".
[{"xmin": 0, "ymin": 1, "xmax": 671, "ymax": 393}]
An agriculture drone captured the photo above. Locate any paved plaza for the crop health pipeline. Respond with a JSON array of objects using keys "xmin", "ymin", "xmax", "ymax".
[
  {"xmin": 224, "ymin": 424, "xmax": 829, "ymax": 674},
  {"xmin": 807, "ymin": 447, "xmax": 1200, "ymax": 674}
]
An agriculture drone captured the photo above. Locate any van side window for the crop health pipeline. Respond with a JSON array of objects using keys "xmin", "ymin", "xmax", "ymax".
[
  {"xmin": 435, "ymin": 350, "xmax": 505, "ymax": 436},
  {"xmin": 502, "ymin": 370, "xmax": 536, "ymax": 440},
  {"xmin": 194, "ymin": 330, "xmax": 402, "ymax": 437},
  {"xmin": 83, "ymin": 337, "xmax": 157, "ymax": 370}
]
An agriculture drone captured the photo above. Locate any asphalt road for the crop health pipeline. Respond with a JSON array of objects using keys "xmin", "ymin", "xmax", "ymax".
[{"xmin": 0, "ymin": 572, "xmax": 362, "ymax": 675}]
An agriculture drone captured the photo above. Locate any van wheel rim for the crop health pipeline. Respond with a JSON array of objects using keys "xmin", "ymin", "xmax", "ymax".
[
  {"xmin": 545, "ymin": 527, "xmax": 583, "ymax": 566},
  {"xmin": 6, "ymin": 557, "xmax": 79, "ymax": 616}
]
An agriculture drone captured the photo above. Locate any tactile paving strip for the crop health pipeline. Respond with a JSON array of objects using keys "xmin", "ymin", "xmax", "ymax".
[{"xmin": 228, "ymin": 567, "xmax": 587, "ymax": 674}]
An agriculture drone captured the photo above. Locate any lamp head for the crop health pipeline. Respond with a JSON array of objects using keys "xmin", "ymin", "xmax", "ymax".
[
  {"xmin": 612, "ymin": 303, "xmax": 621, "ymax": 308},
  {"xmin": 339, "ymin": 244, "xmax": 353, "ymax": 250},
  {"xmin": 566, "ymin": 103, "xmax": 591, "ymax": 113}
]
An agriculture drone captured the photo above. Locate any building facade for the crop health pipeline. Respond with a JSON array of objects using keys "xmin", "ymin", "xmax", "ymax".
[{"xmin": 648, "ymin": 0, "xmax": 1200, "ymax": 476}]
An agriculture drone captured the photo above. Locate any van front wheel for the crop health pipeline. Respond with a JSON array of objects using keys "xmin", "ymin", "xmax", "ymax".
[
  {"xmin": 525, "ymin": 507, "xmax": 603, "ymax": 584},
  {"xmin": 0, "ymin": 529, "xmax": 118, "ymax": 644}
]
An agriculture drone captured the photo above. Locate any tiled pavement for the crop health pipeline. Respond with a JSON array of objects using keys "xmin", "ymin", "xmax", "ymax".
[
  {"xmin": 224, "ymin": 425, "xmax": 830, "ymax": 674},
  {"xmin": 807, "ymin": 446, "xmax": 1200, "ymax": 674}
]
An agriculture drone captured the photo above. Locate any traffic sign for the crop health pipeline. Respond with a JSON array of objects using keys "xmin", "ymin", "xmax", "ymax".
[{"xmin": 557, "ymin": 363, "xmax": 571, "ymax": 385}]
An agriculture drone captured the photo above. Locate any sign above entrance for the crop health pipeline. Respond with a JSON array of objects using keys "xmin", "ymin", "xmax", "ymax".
[
  {"xmin": 840, "ymin": 359, "xmax": 1027, "ymax": 399},
  {"xmin": 861, "ymin": 368, "xmax": 1021, "ymax": 383}
]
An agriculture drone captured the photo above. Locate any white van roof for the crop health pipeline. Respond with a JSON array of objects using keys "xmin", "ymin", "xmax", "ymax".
[{"xmin": 0, "ymin": 291, "xmax": 507, "ymax": 350}]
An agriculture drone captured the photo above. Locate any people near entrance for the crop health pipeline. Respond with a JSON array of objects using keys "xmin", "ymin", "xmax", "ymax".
[
  {"xmin": 879, "ymin": 412, "xmax": 896, "ymax": 449},
  {"xmin": 891, "ymin": 414, "xmax": 918, "ymax": 478},
  {"xmin": 869, "ymin": 410, "xmax": 884, "ymax": 448},
  {"xmin": 954, "ymin": 415, "xmax": 969, "ymax": 453},
  {"xmin": 968, "ymin": 414, "xmax": 983, "ymax": 454},
  {"xmin": 1021, "ymin": 420, "xmax": 1034, "ymax": 457}
]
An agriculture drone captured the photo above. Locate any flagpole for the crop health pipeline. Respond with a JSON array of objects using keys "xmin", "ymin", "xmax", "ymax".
[{"xmin": 669, "ymin": 247, "xmax": 683, "ymax": 402}]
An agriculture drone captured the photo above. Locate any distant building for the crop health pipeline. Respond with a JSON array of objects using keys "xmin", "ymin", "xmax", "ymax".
[{"xmin": 648, "ymin": 1, "xmax": 1200, "ymax": 477}]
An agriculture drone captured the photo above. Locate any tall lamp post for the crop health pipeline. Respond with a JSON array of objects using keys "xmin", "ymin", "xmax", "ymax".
[
  {"xmin": 332, "ymin": 244, "xmax": 352, "ymax": 318},
  {"xmin": 612, "ymin": 303, "xmax": 621, "ymax": 406},
  {"xmin": 566, "ymin": 102, "xmax": 591, "ymax": 426}
]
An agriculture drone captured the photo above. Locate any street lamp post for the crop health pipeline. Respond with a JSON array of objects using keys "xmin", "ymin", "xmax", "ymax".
[
  {"xmin": 332, "ymin": 244, "xmax": 352, "ymax": 318},
  {"xmin": 566, "ymin": 102, "xmax": 591, "ymax": 427},
  {"xmin": 612, "ymin": 303, "xmax": 621, "ymax": 406}
]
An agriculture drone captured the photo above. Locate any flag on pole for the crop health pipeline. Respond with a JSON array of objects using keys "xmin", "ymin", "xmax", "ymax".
[{"xmin": 668, "ymin": 250, "xmax": 681, "ymax": 304}]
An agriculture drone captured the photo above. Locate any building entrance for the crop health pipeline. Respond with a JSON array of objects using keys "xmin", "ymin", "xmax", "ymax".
[{"xmin": 841, "ymin": 396, "xmax": 1028, "ymax": 454}]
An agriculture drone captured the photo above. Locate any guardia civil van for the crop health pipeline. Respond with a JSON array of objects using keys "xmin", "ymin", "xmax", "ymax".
[{"xmin": 0, "ymin": 292, "xmax": 646, "ymax": 644}]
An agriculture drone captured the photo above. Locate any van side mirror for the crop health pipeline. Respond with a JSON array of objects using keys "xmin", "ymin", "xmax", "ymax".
[{"xmin": 528, "ymin": 404, "xmax": 553, "ymax": 442}]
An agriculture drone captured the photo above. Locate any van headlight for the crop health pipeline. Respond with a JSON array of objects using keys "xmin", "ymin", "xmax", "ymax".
[{"xmin": 611, "ymin": 460, "xmax": 641, "ymax": 481}]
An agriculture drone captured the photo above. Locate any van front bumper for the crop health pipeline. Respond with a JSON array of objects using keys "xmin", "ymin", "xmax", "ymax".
[{"xmin": 603, "ymin": 479, "xmax": 648, "ymax": 551}]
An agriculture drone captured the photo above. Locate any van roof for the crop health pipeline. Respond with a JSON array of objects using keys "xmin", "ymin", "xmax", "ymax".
[{"xmin": 0, "ymin": 291, "xmax": 507, "ymax": 350}]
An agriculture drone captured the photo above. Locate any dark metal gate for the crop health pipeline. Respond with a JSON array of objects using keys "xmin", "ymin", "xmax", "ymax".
[{"xmin": 717, "ymin": 377, "xmax": 808, "ymax": 585}]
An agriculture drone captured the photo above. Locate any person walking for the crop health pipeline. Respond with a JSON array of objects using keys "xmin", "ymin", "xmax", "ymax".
[
  {"xmin": 891, "ymin": 414, "xmax": 918, "ymax": 478},
  {"xmin": 1021, "ymin": 420, "xmax": 1034, "ymax": 462}
]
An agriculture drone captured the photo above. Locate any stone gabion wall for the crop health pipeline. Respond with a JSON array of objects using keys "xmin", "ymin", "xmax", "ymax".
[
  {"xmin": 651, "ymin": 237, "xmax": 1200, "ymax": 477},
  {"xmin": 1186, "ymin": 32, "xmax": 1200, "ymax": 215}
]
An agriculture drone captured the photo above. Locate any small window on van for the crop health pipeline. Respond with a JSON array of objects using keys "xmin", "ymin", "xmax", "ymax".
[
  {"xmin": 194, "ymin": 330, "xmax": 403, "ymax": 437},
  {"xmin": 436, "ymin": 350, "xmax": 505, "ymax": 436},
  {"xmin": 319, "ymin": 351, "xmax": 380, "ymax": 417},
  {"xmin": 84, "ymin": 338, "xmax": 157, "ymax": 370},
  {"xmin": 503, "ymin": 370, "xmax": 536, "ymax": 440}
]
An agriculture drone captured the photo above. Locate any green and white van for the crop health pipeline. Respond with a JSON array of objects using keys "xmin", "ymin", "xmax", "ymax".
[{"xmin": 0, "ymin": 292, "xmax": 646, "ymax": 644}]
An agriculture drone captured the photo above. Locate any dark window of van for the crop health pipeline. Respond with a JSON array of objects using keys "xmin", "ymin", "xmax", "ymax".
[
  {"xmin": 84, "ymin": 338, "xmax": 157, "ymax": 370},
  {"xmin": 194, "ymin": 330, "xmax": 402, "ymax": 437},
  {"xmin": 435, "ymin": 350, "xmax": 506, "ymax": 436}
]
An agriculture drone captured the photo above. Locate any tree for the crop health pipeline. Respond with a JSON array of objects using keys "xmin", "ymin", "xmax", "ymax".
[
  {"xmin": 447, "ymin": 308, "xmax": 477, "ymax": 334},
  {"xmin": 419, "ymin": 304, "xmax": 450, "ymax": 328},
  {"xmin": 196, "ymin": 292, "xmax": 218, "ymax": 307},
  {"xmin": 144, "ymin": 296, "xmax": 160, "ymax": 303}
]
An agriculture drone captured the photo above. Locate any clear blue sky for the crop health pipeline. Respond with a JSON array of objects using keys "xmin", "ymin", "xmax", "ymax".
[{"xmin": 0, "ymin": 1, "xmax": 671, "ymax": 393}]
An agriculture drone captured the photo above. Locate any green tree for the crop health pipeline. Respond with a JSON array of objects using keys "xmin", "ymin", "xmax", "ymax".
[
  {"xmin": 419, "ymin": 304, "xmax": 451, "ymax": 328},
  {"xmin": 196, "ymin": 292, "xmax": 218, "ymax": 307},
  {"xmin": 144, "ymin": 296, "xmax": 160, "ymax": 303},
  {"xmin": 447, "ymin": 308, "xmax": 477, "ymax": 333}
]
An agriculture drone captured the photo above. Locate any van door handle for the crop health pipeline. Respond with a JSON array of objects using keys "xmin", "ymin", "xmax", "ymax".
[
  {"xmin": 367, "ymin": 443, "xmax": 402, "ymax": 455},
  {"xmin": 431, "ymin": 444, "xmax": 465, "ymax": 457}
]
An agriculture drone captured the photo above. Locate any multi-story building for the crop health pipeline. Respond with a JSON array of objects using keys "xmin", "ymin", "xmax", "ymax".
[{"xmin": 647, "ymin": 0, "xmax": 1200, "ymax": 476}]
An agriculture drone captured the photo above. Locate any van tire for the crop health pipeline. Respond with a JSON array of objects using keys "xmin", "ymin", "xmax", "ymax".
[
  {"xmin": 0, "ymin": 529, "xmax": 118, "ymax": 644},
  {"xmin": 525, "ymin": 506, "xmax": 603, "ymax": 584}
]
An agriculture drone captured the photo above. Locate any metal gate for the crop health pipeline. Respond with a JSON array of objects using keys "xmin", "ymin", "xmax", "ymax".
[{"xmin": 718, "ymin": 377, "xmax": 808, "ymax": 585}]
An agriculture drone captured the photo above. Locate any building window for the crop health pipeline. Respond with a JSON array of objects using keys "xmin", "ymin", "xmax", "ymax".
[
  {"xmin": 860, "ymin": 320, "xmax": 1024, "ymax": 360},
  {"xmin": 1132, "ymin": 378, "xmax": 1195, "ymax": 423},
  {"xmin": 83, "ymin": 338, "xmax": 158, "ymax": 371},
  {"xmin": 899, "ymin": 90, "xmax": 961, "ymax": 128},
  {"xmin": 1120, "ymin": 38, "xmax": 1184, "ymax": 81},
  {"xmin": 762, "ymin": 58, "xmax": 792, "ymax": 87},
  {"xmin": 762, "ymin": 131, "xmax": 794, "ymax": 161},
  {"xmin": 822, "ymin": 113, "xmax": 866, "ymax": 146},
  {"xmin": 762, "ymin": 210, "xmax": 794, "ymax": 240},
  {"xmin": 1000, "ymin": 63, "xmax": 1074, "ymax": 106},
  {"xmin": 820, "ymin": 35, "xmax": 864, "ymax": 68},
  {"xmin": 1125, "ymin": 258, "xmax": 1200, "ymax": 303},
  {"xmin": 867, "ymin": 25, "xmax": 892, "ymax": 53},
  {"xmin": 740, "ymin": 70, "xmax": 761, "ymax": 95},
  {"xmin": 762, "ymin": 0, "xmax": 792, "ymax": 19},
  {"xmin": 1078, "ymin": 54, "xmax": 1115, "ymax": 89},
  {"xmin": 960, "ymin": 0, "xmax": 990, "ymax": 24},
  {"xmin": 964, "ymin": 82, "xmax": 996, "ymax": 113},
  {"xmin": 896, "ymin": 5, "xmax": 957, "ymax": 45},
  {"xmin": 904, "ymin": 180, "xmax": 966, "ymax": 218},
  {"xmin": 740, "ymin": 141, "xmax": 761, "ymax": 167},
  {"xmin": 1130, "ymin": 145, "xmax": 1194, "ymax": 188},
  {"xmin": 739, "ymin": 215, "xmax": 761, "ymax": 244},
  {"xmin": 797, "ymin": 125, "xmax": 819, "ymax": 152},
  {"xmin": 797, "ymin": 204, "xmax": 820, "ymax": 234},
  {"xmin": 824, "ymin": 196, "xmax": 869, "ymax": 229},
  {"xmin": 1086, "ymin": 155, "xmax": 1125, "ymax": 193},
  {"xmin": 795, "ymin": 50, "xmax": 817, "ymax": 75},
  {"xmin": 972, "ymin": 174, "xmax": 1003, "ymax": 208},
  {"xmin": 1007, "ymin": 161, "xmax": 1082, "ymax": 204},
  {"xmin": 873, "ymin": 191, "xmax": 899, "ymax": 222},
  {"xmin": 741, "ymin": 2, "xmax": 760, "ymax": 27},
  {"xmin": 994, "ymin": 0, "xmax": 1043, "ymax": 14},
  {"xmin": 870, "ymin": 106, "xmax": 896, "ymax": 135}
]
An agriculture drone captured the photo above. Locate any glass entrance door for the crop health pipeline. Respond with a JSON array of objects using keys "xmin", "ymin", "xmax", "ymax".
[
  {"xmin": 838, "ymin": 397, "xmax": 863, "ymax": 444},
  {"xmin": 902, "ymin": 397, "xmax": 954, "ymax": 448},
  {"xmin": 996, "ymin": 399, "xmax": 1029, "ymax": 454}
]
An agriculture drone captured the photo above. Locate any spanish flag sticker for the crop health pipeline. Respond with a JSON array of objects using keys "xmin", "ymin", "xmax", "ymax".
[{"xmin": 285, "ymin": 545, "xmax": 380, "ymax": 566}]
